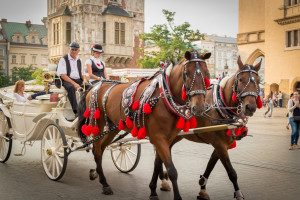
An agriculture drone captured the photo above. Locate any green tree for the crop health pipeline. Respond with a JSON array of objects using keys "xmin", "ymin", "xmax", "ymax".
[
  {"xmin": 0, "ymin": 72, "xmax": 12, "ymax": 88},
  {"xmin": 11, "ymin": 65, "xmax": 34, "ymax": 83},
  {"xmin": 138, "ymin": 9, "xmax": 204, "ymax": 69},
  {"xmin": 31, "ymin": 68, "xmax": 44, "ymax": 85}
]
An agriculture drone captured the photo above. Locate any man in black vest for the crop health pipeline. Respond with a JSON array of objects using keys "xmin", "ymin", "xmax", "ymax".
[{"xmin": 57, "ymin": 42, "xmax": 86, "ymax": 114}]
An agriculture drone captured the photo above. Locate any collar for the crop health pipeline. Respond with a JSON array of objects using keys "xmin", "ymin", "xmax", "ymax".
[{"xmin": 68, "ymin": 53, "xmax": 79, "ymax": 61}]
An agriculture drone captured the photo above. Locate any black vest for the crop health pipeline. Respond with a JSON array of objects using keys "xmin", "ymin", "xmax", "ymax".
[
  {"xmin": 63, "ymin": 54, "xmax": 82, "ymax": 80},
  {"xmin": 91, "ymin": 59, "xmax": 105, "ymax": 79}
]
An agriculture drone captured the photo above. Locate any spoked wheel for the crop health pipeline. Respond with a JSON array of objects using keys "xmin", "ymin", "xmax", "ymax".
[
  {"xmin": 0, "ymin": 111, "xmax": 12, "ymax": 163},
  {"xmin": 110, "ymin": 143, "xmax": 141, "ymax": 173},
  {"xmin": 41, "ymin": 124, "xmax": 68, "ymax": 181}
]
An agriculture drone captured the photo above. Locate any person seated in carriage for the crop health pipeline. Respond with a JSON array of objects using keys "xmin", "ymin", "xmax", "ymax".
[
  {"xmin": 57, "ymin": 42, "xmax": 88, "ymax": 114},
  {"xmin": 85, "ymin": 44, "xmax": 109, "ymax": 84},
  {"xmin": 13, "ymin": 80, "xmax": 52, "ymax": 102}
]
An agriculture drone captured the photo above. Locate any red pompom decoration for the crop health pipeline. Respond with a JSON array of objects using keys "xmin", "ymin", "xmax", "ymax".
[
  {"xmin": 94, "ymin": 108, "xmax": 101, "ymax": 119},
  {"xmin": 92, "ymin": 126, "xmax": 99, "ymax": 136},
  {"xmin": 190, "ymin": 116, "xmax": 197, "ymax": 128},
  {"xmin": 235, "ymin": 128, "xmax": 241, "ymax": 136},
  {"xmin": 81, "ymin": 124, "xmax": 88, "ymax": 135},
  {"xmin": 241, "ymin": 126, "xmax": 246, "ymax": 133},
  {"xmin": 216, "ymin": 77, "xmax": 219, "ymax": 80},
  {"xmin": 132, "ymin": 100, "xmax": 140, "ymax": 110},
  {"xmin": 204, "ymin": 77, "xmax": 210, "ymax": 89},
  {"xmin": 118, "ymin": 119, "xmax": 125, "ymax": 130},
  {"xmin": 232, "ymin": 93, "xmax": 238, "ymax": 103},
  {"xmin": 137, "ymin": 127, "xmax": 146, "ymax": 139},
  {"xmin": 229, "ymin": 141, "xmax": 237, "ymax": 149},
  {"xmin": 131, "ymin": 126, "xmax": 138, "ymax": 137},
  {"xmin": 226, "ymin": 129, "xmax": 231, "ymax": 136},
  {"xmin": 143, "ymin": 103, "xmax": 152, "ymax": 114},
  {"xmin": 176, "ymin": 116, "xmax": 185, "ymax": 129},
  {"xmin": 83, "ymin": 108, "xmax": 90, "ymax": 118},
  {"xmin": 85, "ymin": 125, "xmax": 93, "ymax": 136},
  {"xmin": 182, "ymin": 85, "xmax": 187, "ymax": 101},
  {"xmin": 256, "ymin": 96, "xmax": 263, "ymax": 109},
  {"xmin": 183, "ymin": 120, "xmax": 190, "ymax": 132},
  {"xmin": 126, "ymin": 116, "xmax": 134, "ymax": 128}
]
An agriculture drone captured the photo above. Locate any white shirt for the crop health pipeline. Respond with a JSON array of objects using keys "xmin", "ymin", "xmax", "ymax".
[
  {"xmin": 85, "ymin": 56, "xmax": 105, "ymax": 70},
  {"xmin": 14, "ymin": 93, "xmax": 29, "ymax": 102},
  {"xmin": 57, "ymin": 53, "xmax": 83, "ymax": 79},
  {"xmin": 279, "ymin": 93, "xmax": 283, "ymax": 99}
]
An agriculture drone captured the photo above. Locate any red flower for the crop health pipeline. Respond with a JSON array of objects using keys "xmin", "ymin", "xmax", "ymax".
[{"xmin": 97, "ymin": 63, "xmax": 101, "ymax": 66}]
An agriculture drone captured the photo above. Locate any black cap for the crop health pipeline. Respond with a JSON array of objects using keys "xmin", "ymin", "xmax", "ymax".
[
  {"xmin": 92, "ymin": 44, "xmax": 104, "ymax": 53},
  {"xmin": 70, "ymin": 42, "xmax": 80, "ymax": 49}
]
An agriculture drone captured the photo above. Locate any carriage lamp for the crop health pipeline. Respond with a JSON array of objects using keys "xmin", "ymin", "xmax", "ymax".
[
  {"xmin": 224, "ymin": 64, "xmax": 229, "ymax": 76},
  {"xmin": 43, "ymin": 73, "xmax": 52, "ymax": 94}
]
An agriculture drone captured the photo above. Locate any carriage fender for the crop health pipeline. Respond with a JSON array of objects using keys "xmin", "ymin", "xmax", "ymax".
[
  {"xmin": 0, "ymin": 104, "xmax": 11, "ymax": 118},
  {"xmin": 32, "ymin": 118, "xmax": 57, "ymax": 140}
]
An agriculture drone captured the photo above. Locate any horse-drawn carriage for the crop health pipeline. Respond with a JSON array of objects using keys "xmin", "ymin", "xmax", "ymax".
[{"xmin": 0, "ymin": 51, "xmax": 262, "ymax": 200}]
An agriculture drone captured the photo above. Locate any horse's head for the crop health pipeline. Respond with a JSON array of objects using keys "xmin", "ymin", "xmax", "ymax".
[
  {"xmin": 183, "ymin": 50, "xmax": 211, "ymax": 116},
  {"xmin": 233, "ymin": 56, "xmax": 262, "ymax": 116}
]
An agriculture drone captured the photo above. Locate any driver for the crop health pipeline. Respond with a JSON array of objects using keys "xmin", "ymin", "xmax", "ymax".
[{"xmin": 57, "ymin": 42, "xmax": 87, "ymax": 114}]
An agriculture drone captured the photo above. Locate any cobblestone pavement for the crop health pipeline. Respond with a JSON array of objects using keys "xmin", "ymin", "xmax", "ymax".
[{"xmin": 1, "ymin": 107, "xmax": 300, "ymax": 200}]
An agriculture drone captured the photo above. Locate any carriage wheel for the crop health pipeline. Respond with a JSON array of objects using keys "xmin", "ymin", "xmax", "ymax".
[
  {"xmin": 110, "ymin": 143, "xmax": 141, "ymax": 173},
  {"xmin": 0, "ymin": 111, "xmax": 12, "ymax": 163},
  {"xmin": 41, "ymin": 124, "xmax": 68, "ymax": 181}
]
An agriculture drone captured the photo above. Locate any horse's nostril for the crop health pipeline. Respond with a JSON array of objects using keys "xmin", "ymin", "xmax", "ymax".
[{"xmin": 192, "ymin": 106, "xmax": 199, "ymax": 114}]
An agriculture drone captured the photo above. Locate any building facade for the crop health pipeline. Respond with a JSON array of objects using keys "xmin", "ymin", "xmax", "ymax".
[
  {"xmin": 193, "ymin": 34, "xmax": 238, "ymax": 78},
  {"xmin": 238, "ymin": 0, "xmax": 300, "ymax": 105},
  {"xmin": 47, "ymin": 0, "xmax": 144, "ymax": 68},
  {"xmin": 0, "ymin": 19, "xmax": 48, "ymax": 75}
]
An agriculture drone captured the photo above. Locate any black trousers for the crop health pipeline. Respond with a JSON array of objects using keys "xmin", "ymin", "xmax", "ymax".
[{"xmin": 62, "ymin": 78, "xmax": 83, "ymax": 114}]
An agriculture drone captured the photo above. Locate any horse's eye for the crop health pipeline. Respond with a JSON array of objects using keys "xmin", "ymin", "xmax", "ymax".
[{"xmin": 239, "ymin": 78, "xmax": 243, "ymax": 82}]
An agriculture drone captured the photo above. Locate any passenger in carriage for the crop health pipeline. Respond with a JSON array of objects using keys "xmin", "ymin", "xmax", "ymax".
[
  {"xmin": 13, "ymin": 80, "xmax": 51, "ymax": 102},
  {"xmin": 57, "ymin": 42, "xmax": 88, "ymax": 114},
  {"xmin": 85, "ymin": 44, "xmax": 109, "ymax": 84}
]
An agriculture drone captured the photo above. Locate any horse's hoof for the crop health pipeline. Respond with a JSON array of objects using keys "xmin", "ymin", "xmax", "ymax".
[
  {"xmin": 236, "ymin": 197, "xmax": 244, "ymax": 200},
  {"xmin": 197, "ymin": 190, "xmax": 210, "ymax": 200},
  {"xmin": 89, "ymin": 169, "xmax": 98, "ymax": 180},
  {"xmin": 149, "ymin": 196, "xmax": 159, "ymax": 200},
  {"xmin": 102, "ymin": 186, "xmax": 113, "ymax": 195},
  {"xmin": 160, "ymin": 182, "xmax": 171, "ymax": 191}
]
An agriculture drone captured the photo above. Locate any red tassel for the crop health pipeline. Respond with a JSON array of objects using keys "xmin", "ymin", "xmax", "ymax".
[
  {"xmin": 92, "ymin": 126, "xmax": 99, "ymax": 136},
  {"xmin": 229, "ymin": 141, "xmax": 237, "ymax": 149},
  {"xmin": 204, "ymin": 77, "xmax": 210, "ymax": 89},
  {"xmin": 132, "ymin": 100, "xmax": 140, "ymax": 110},
  {"xmin": 189, "ymin": 116, "xmax": 197, "ymax": 128},
  {"xmin": 94, "ymin": 108, "xmax": 101, "ymax": 119},
  {"xmin": 83, "ymin": 108, "xmax": 90, "ymax": 118},
  {"xmin": 241, "ymin": 126, "xmax": 246, "ymax": 133},
  {"xmin": 131, "ymin": 127, "xmax": 138, "ymax": 137},
  {"xmin": 232, "ymin": 93, "xmax": 238, "ymax": 103},
  {"xmin": 182, "ymin": 85, "xmax": 187, "ymax": 101},
  {"xmin": 256, "ymin": 96, "xmax": 263, "ymax": 109},
  {"xmin": 176, "ymin": 116, "xmax": 185, "ymax": 129},
  {"xmin": 143, "ymin": 103, "xmax": 152, "ymax": 114},
  {"xmin": 235, "ymin": 128, "xmax": 241, "ymax": 136},
  {"xmin": 85, "ymin": 125, "xmax": 93, "ymax": 136},
  {"xmin": 81, "ymin": 124, "xmax": 87, "ymax": 135},
  {"xmin": 118, "ymin": 119, "xmax": 125, "ymax": 130},
  {"xmin": 226, "ymin": 129, "xmax": 231, "ymax": 136},
  {"xmin": 126, "ymin": 116, "xmax": 134, "ymax": 128},
  {"xmin": 137, "ymin": 127, "xmax": 146, "ymax": 139},
  {"xmin": 183, "ymin": 120, "xmax": 190, "ymax": 132}
]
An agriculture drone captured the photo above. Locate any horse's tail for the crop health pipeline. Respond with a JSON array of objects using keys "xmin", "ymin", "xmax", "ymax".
[{"xmin": 77, "ymin": 86, "xmax": 93, "ymax": 143}]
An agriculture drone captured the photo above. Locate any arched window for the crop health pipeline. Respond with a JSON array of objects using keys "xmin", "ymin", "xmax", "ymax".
[
  {"xmin": 16, "ymin": 36, "xmax": 20, "ymax": 42},
  {"xmin": 31, "ymin": 36, "xmax": 35, "ymax": 43}
]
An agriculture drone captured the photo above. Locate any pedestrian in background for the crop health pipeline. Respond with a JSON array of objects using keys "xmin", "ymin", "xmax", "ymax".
[
  {"xmin": 288, "ymin": 91, "xmax": 300, "ymax": 150},
  {"xmin": 278, "ymin": 91, "xmax": 283, "ymax": 108},
  {"xmin": 264, "ymin": 91, "xmax": 274, "ymax": 117},
  {"xmin": 286, "ymin": 93, "xmax": 294, "ymax": 130}
]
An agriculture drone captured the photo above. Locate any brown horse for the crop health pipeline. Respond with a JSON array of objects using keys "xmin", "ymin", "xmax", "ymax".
[
  {"xmin": 155, "ymin": 57, "xmax": 262, "ymax": 200},
  {"xmin": 78, "ymin": 50, "xmax": 211, "ymax": 200}
]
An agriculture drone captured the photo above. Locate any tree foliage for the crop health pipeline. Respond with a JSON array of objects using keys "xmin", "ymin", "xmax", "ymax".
[
  {"xmin": 138, "ymin": 9, "xmax": 204, "ymax": 69},
  {"xmin": 0, "ymin": 65, "xmax": 35, "ymax": 88}
]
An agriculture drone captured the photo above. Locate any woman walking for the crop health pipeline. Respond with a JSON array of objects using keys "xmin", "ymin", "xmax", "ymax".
[
  {"xmin": 288, "ymin": 91, "xmax": 300, "ymax": 150},
  {"xmin": 264, "ymin": 91, "xmax": 274, "ymax": 117}
]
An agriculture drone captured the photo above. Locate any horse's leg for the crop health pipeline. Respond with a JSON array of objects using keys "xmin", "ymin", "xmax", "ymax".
[
  {"xmin": 158, "ymin": 137, "xmax": 183, "ymax": 192},
  {"xmin": 216, "ymin": 146, "xmax": 244, "ymax": 200},
  {"xmin": 93, "ymin": 129, "xmax": 119, "ymax": 195},
  {"xmin": 149, "ymin": 152, "xmax": 164, "ymax": 200},
  {"xmin": 150, "ymin": 139, "xmax": 182, "ymax": 200},
  {"xmin": 197, "ymin": 149, "xmax": 219, "ymax": 200}
]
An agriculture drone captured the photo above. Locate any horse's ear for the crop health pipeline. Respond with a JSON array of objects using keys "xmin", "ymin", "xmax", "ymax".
[
  {"xmin": 237, "ymin": 56, "xmax": 244, "ymax": 70},
  {"xmin": 203, "ymin": 52, "xmax": 211, "ymax": 60},
  {"xmin": 254, "ymin": 59, "xmax": 262, "ymax": 72},
  {"xmin": 185, "ymin": 51, "xmax": 192, "ymax": 60}
]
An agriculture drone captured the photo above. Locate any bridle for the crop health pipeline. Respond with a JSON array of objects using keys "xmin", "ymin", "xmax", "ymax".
[
  {"xmin": 182, "ymin": 51, "xmax": 209, "ymax": 100},
  {"xmin": 233, "ymin": 64, "xmax": 259, "ymax": 103}
]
